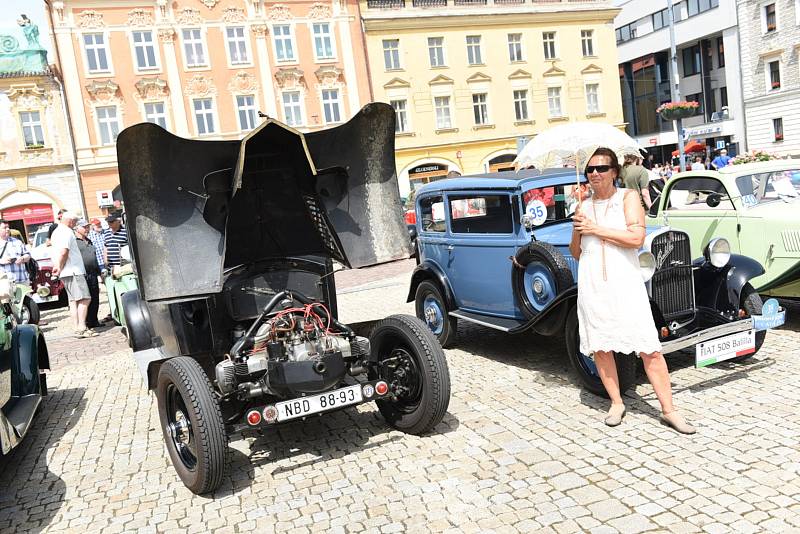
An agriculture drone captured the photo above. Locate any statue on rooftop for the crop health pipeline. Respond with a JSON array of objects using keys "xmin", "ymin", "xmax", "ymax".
[{"xmin": 17, "ymin": 14, "xmax": 41, "ymax": 49}]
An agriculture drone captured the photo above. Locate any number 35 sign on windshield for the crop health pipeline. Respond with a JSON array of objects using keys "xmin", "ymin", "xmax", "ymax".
[{"xmin": 526, "ymin": 200, "xmax": 547, "ymax": 226}]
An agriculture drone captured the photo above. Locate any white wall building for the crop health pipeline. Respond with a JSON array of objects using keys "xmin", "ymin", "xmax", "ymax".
[
  {"xmin": 737, "ymin": 0, "xmax": 800, "ymax": 156},
  {"xmin": 614, "ymin": 0, "xmax": 745, "ymax": 164}
]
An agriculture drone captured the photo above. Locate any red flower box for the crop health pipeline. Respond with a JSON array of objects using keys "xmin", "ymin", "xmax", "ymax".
[
  {"xmin": 771, "ymin": 81, "xmax": 781, "ymax": 89},
  {"xmin": 774, "ymin": 134, "xmax": 784, "ymax": 141}
]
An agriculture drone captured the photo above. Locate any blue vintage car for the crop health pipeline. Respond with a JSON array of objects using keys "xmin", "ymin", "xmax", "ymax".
[{"xmin": 408, "ymin": 169, "xmax": 786, "ymax": 396}]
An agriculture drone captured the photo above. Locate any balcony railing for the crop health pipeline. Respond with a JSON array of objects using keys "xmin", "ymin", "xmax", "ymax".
[
  {"xmin": 367, "ymin": 0, "xmax": 601, "ymax": 7},
  {"xmin": 412, "ymin": 0, "xmax": 447, "ymax": 6},
  {"xmin": 367, "ymin": 0, "xmax": 405, "ymax": 7},
  {"xmin": 454, "ymin": 0, "xmax": 488, "ymax": 5}
]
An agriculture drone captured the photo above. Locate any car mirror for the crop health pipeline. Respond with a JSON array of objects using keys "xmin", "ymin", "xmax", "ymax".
[
  {"xmin": 706, "ymin": 193, "xmax": 722, "ymax": 208},
  {"xmin": 521, "ymin": 214, "xmax": 536, "ymax": 230}
]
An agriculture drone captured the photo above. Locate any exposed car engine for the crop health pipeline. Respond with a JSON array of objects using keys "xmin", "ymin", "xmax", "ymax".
[{"xmin": 215, "ymin": 293, "xmax": 370, "ymax": 398}]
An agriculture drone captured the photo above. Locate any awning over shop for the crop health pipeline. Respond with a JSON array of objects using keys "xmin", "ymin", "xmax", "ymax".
[{"xmin": 672, "ymin": 140, "xmax": 706, "ymax": 156}]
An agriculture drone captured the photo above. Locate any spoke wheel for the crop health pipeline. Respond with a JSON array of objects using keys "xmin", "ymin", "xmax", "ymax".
[{"xmin": 369, "ymin": 315, "xmax": 450, "ymax": 435}]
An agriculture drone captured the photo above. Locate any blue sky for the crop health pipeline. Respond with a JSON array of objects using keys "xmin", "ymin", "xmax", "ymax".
[{"xmin": 1, "ymin": 0, "xmax": 53, "ymax": 59}]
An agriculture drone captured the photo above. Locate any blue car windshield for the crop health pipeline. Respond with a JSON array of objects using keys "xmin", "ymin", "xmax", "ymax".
[{"xmin": 736, "ymin": 169, "xmax": 800, "ymax": 206}]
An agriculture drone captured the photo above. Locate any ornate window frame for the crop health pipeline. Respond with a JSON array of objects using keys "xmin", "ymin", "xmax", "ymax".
[
  {"xmin": 7, "ymin": 83, "xmax": 50, "ymax": 150},
  {"xmin": 81, "ymin": 30, "xmax": 114, "ymax": 77},
  {"xmin": 127, "ymin": 28, "xmax": 162, "ymax": 74}
]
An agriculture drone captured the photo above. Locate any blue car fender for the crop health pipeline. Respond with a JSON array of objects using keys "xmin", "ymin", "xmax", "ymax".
[{"xmin": 406, "ymin": 261, "xmax": 457, "ymax": 310}]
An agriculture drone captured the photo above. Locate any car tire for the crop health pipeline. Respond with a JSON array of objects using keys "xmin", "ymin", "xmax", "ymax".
[
  {"xmin": 514, "ymin": 241, "xmax": 574, "ymax": 318},
  {"xmin": 731, "ymin": 283, "xmax": 765, "ymax": 362},
  {"xmin": 415, "ymin": 280, "xmax": 457, "ymax": 348},
  {"xmin": 156, "ymin": 357, "xmax": 228, "ymax": 495},
  {"xmin": 369, "ymin": 314, "xmax": 450, "ymax": 435},
  {"xmin": 21, "ymin": 296, "xmax": 40, "ymax": 325},
  {"xmin": 565, "ymin": 305, "xmax": 637, "ymax": 397}
]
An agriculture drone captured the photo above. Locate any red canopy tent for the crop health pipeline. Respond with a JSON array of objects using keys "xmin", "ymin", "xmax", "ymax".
[{"xmin": 672, "ymin": 140, "xmax": 706, "ymax": 156}]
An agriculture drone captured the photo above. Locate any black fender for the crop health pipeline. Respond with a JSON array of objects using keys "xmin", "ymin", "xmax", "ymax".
[
  {"xmin": 508, "ymin": 286, "xmax": 578, "ymax": 336},
  {"xmin": 122, "ymin": 290, "xmax": 155, "ymax": 352},
  {"xmin": 693, "ymin": 254, "xmax": 765, "ymax": 311},
  {"xmin": 10, "ymin": 325, "xmax": 42, "ymax": 397},
  {"xmin": 406, "ymin": 261, "xmax": 457, "ymax": 310}
]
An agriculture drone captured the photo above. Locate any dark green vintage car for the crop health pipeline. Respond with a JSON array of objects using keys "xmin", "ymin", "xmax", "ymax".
[{"xmin": 0, "ymin": 271, "xmax": 50, "ymax": 456}]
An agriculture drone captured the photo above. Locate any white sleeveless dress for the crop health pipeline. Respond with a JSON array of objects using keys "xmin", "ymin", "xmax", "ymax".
[{"xmin": 577, "ymin": 188, "xmax": 662, "ymax": 356}]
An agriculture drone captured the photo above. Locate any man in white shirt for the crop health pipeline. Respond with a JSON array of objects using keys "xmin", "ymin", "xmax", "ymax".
[
  {"xmin": 51, "ymin": 212, "xmax": 97, "ymax": 338},
  {"xmin": 690, "ymin": 156, "xmax": 705, "ymax": 171}
]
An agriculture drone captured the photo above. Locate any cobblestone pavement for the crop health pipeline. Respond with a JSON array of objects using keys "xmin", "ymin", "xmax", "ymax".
[{"xmin": 2, "ymin": 263, "xmax": 800, "ymax": 533}]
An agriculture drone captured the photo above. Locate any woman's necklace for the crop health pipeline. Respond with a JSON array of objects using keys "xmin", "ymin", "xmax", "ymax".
[{"xmin": 591, "ymin": 188, "xmax": 616, "ymax": 281}]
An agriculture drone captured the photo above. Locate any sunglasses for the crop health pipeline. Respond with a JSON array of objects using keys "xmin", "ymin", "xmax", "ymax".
[{"xmin": 585, "ymin": 165, "xmax": 612, "ymax": 175}]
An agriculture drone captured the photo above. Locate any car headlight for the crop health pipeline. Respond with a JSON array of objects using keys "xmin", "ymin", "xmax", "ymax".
[
  {"xmin": 639, "ymin": 251, "xmax": 656, "ymax": 282},
  {"xmin": 704, "ymin": 238, "xmax": 731, "ymax": 268}
]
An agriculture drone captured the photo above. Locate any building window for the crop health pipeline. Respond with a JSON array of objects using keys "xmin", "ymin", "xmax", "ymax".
[
  {"xmin": 226, "ymin": 26, "xmax": 249, "ymax": 65},
  {"xmin": 19, "ymin": 111, "xmax": 44, "ymax": 147},
  {"xmin": 682, "ymin": 44, "xmax": 701, "ymax": 76},
  {"xmin": 773, "ymin": 117, "xmax": 784, "ymax": 141},
  {"xmin": 383, "ymin": 39, "xmax": 400, "ymax": 70},
  {"xmin": 687, "ymin": 0, "xmax": 719, "ymax": 17},
  {"xmin": 717, "ymin": 37, "xmax": 724, "ymax": 68},
  {"xmin": 236, "ymin": 95, "xmax": 257, "ymax": 131},
  {"xmin": 769, "ymin": 60, "xmax": 781, "ymax": 90},
  {"xmin": 542, "ymin": 32, "xmax": 556, "ymax": 60},
  {"xmin": 765, "ymin": 3, "xmax": 776, "ymax": 32},
  {"xmin": 282, "ymin": 91, "xmax": 303, "ymax": 127},
  {"xmin": 585, "ymin": 84, "xmax": 600, "ymax": 114},
  {"xmin": 132, "ymin": 31, "xmax": 157, "ymax": 70},
  {"xmin": 653, "ymin": 8, "xmax": 668, "ymax": 30},
  {"xmin": 686, "ymin": 93, "xmax": 703, "ymax": 115},
  {"xmin": 720, "ymin": 86, "xmax": 728, "ymax": 108},
  {"xmin": 182, "ymin": 28, "xmax": 207, "ymax": 67},
  {"xmin": 144, "ymin": 102, "xmax": 166, "ymax": 128},
  {"xmin": 83, "ymin": 33, "xmax": 109, "ymax": 72},
  {"xmin": 391, "ymin": 99, "xmax": 408, "ymax": 133},
  {"xmin": 513, "ymin": 90, "xmax": 528, "ymax": 121},
  {"xmin": 581, "ymin": 30, "xmax": 594, "ymax": 57},
  {"xmin": 193, "ymin": 98, "xmax": 215, "ymax": 135},
  {"xmin": 434, "ymin": 96, "xmax": 452, "ymax": 129},
  {"xmin": 312, "ymin": 23, "xmax": 334, "ymax": 60},
  {"xmin": 472, "ymin": 93, "xmax": 488, "ymax": 125},
  {"xmin": 273, "ymin": 25, "xmax": 295, "ymax": 62},
  {"xmin": 322, "ymin": 89, "xmax": 341, "ymax": 123},
  {"xmin": 615, "ymin": 23, "xmax": 636, "ymax": 44},
  {"xmin": 466, "ymin": 35, "xmax": 482, "ymax": 65},
  {"xmin": 547, "ymin": 87, "xmax": 562, "ymax": 117},
  {"xmin": 508, "ymin": 33, "xmax": 523, "ymax": 62},
  {"xmin": 96, "ymin": 105, "xmax": 120, "ymax": 145},
  {"xmin": 428, "ymin": 37, "xmax": 445, "ymax": 67}
]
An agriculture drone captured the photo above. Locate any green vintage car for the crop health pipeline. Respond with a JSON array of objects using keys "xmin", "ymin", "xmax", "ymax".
[{"xmin": 648, "ymin": 160, "xmax": 800, "ymax": 298}]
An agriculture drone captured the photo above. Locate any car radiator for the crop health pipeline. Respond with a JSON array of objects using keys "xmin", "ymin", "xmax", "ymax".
[{"xmin": 650, "ymin": 230, "xmax": 694, "ymax": 320}]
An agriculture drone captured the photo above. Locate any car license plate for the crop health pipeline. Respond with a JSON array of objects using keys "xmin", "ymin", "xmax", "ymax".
[
  {"xmin": 695, "ymin": 330, "xmax": 755, "ymax": 368},
  {"xmin": 275, "ymin": 384, "xmax": 363, "ymax": 422}
]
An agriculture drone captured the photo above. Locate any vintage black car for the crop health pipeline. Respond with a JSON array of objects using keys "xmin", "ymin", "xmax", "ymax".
[
  {"xmin": 0, "ymin": 271, "xmax": 50, "ymax": 456},
  {"xmin": 116, "ymin": 104, "xmax": 450, "ymax": 494}
]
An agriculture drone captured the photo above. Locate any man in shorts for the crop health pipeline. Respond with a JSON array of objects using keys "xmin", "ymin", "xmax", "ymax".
[{"xmin": 51, "ymin": 212, "xmax": 98, "ymax": 338}]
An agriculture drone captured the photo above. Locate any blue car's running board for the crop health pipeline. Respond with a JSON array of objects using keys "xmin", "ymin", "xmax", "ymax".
[{"xmin": 449, "ymin": 310, "xmax": 526, "ymax": 332}]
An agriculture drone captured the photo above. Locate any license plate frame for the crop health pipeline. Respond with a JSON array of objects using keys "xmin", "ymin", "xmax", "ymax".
[
  {"xmin": 695, "ymin": 329, "xmax": 755, "ymax": 368},
  {"xmin": 275, "ymin": 384, "xmax": 364, "ymax": 422}
]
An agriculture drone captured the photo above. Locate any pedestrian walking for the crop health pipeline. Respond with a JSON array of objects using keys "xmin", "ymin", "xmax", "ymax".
[
  {"xmin": 51, "ymin": 212, "xmax": 97, "ymax": 338},
  {"xmin": 619, "ymin": 154, "xmax": 652, "ymax": 209},
  {"xmin": 569, "ymin": 147, "xmax": 695, "ymax": 434},
  {"xmin": 74, "ymin": 219, "xmax": 102, "ymax": 329},
  {"xmin": 0, "ymin": 219, "xmax": 32, "ymax": 284}
]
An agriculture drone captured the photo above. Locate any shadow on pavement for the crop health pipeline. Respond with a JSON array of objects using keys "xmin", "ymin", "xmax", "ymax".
[
  {"xmin": 0, "ymin": 387, "xmax": 87, "ymax": 534},
  {"xmin": 210, "ymin": 404, "xmax": 459, "ymax": 497}
]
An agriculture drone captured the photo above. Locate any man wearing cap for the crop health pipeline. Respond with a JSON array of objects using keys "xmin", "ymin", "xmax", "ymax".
[
  {"xmin": 51, "ymin": 212, "xmax": 97, "ymax": 338},
  {"xmin": 711, "ymin": 149, "xmax": 732, "ymax": 170},
  {"xmin": 0, "ymin": 219, "xmax": 31, "ymax": 283},
  {"xmin": 74, "ymin": 219, "xmax": 102, "ymax": 329},
  {"xmin": 103, "ymin": 214, "xmax": 127, "ymax": 269}
]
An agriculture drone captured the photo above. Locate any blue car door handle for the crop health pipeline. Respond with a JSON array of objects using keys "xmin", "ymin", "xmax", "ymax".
[{"xmin": 447, "ymin": 245, "xmax": 455, "ymax": 252}]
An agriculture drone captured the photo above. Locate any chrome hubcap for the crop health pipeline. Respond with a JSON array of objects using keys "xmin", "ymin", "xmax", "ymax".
[
  {"xmin": 167, "ymin": 411, "xmax": 191, "ymax": 445},
  {"xmin": 532, "ymin": 278, "xmax": 544, "ymax": 296}
]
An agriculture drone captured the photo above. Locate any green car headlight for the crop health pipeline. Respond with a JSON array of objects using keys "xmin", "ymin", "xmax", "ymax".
[
  {"xmin": 704, "ymin": 238, "xmax": 731, "ymax": 268},
  {"xmin": 639, "ymin": 251, "xmax": 656, "ymax": 282}
]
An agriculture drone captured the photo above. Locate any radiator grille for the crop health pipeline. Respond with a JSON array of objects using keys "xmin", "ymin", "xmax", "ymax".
[{"xmin": 650, "ymin": 231, "xmax": 694, "ymax": 318}]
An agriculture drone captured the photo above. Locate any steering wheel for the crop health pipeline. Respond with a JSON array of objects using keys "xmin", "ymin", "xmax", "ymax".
[
  {"xmin": 685, "ymin": 189, "xmax": 720, "ymax": 205},
  {"xmin": 422, "ymin": 217, "xmax": 436, "ymax": 231}
]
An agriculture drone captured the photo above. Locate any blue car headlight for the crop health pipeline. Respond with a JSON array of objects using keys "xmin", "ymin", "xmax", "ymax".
[{"xmin": 703, "ymin": 238, "xmax": 731, "ymax": 268}]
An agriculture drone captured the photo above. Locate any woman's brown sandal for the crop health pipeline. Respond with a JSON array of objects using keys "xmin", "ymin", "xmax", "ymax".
[
  {"xmin": 604, "ymin": 404, "xmax": 626, "ymax": 427},
  {"xmin": 660, "ymin": 411, "xmax": 696, "ymax": 434}
]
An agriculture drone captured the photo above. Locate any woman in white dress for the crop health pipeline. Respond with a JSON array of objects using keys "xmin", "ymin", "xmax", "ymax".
[{"xmin": 568, "ymin": 147, "xmax": 695, "ymax": 434}]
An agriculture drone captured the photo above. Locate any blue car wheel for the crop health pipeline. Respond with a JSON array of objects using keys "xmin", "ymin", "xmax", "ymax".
[
  {"xmin": 523, "ymin": 262, "xmax": 558, "ymax": 312},
  {"xmin": 414, "ymin": 280, "xmax": 457, "ymax": 348}
]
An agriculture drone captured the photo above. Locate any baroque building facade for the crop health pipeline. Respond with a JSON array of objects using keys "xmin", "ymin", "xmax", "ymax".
[
  {"xmin": 360, "ymin": 0, "xmax": 624, "ymax": 198},
  {"xmin": 47, "ymin": 0, "xmax": 371, "ymax": 217},
  {"xmin": 737, "ymin": 0, "xmax": 800, "ymax": 156},
  {"xmin": 0, "ymin": 16, "xmax": 82, "ymax": 240}
]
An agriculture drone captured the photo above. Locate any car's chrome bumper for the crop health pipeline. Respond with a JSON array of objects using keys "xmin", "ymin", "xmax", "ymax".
[{"xmin": 661, "ymin": 318, "xmax": 755, "ymax": 355}]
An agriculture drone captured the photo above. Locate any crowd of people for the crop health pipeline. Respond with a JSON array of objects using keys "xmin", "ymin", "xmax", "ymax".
[{"xmin": 0, "ymin": 211, "xmax": 127, "ymax": 339}]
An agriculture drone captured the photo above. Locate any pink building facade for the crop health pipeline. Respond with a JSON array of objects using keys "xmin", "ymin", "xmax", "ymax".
[{"xmin": 48, "ymin": 0, "xmax": 371, "ymax": 217}]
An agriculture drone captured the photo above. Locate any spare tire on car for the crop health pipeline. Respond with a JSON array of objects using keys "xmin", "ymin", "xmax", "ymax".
[{"xmin": 512, "ymin": 241, "xmax": 574, "ymax": 318}]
